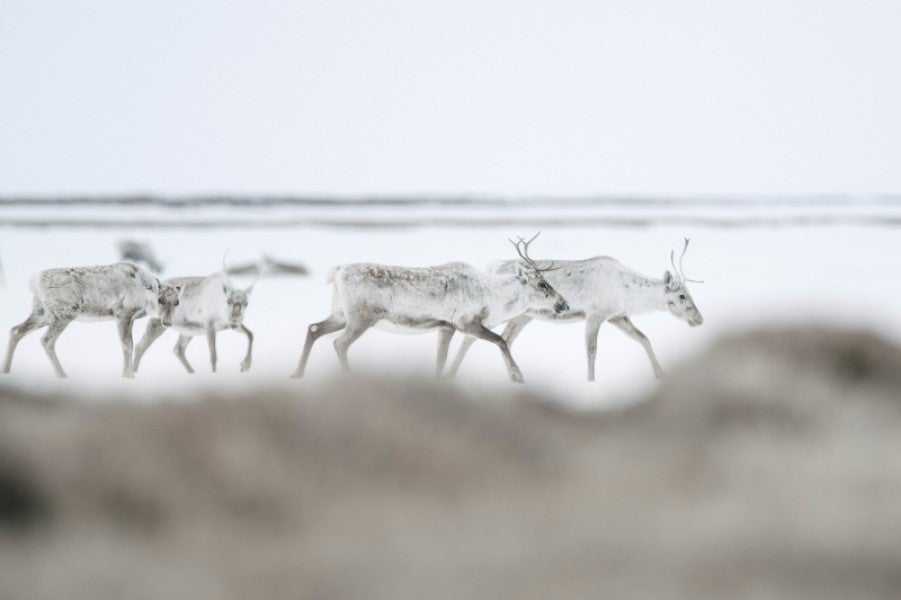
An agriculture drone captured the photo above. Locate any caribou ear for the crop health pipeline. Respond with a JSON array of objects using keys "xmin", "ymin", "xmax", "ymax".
[
  {"xmin": 663, "ymin": 271, "xmax": 681, "ymax": 291},
  {"xmin": 244, "ymin": 284, "xmax": 254, "ymax": 294}
]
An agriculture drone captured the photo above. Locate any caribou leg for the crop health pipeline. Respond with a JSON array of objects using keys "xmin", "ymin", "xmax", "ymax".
[
  {"xmin": 239, "ymin": 324, "xmax": 254, "ymax": 373},
  {"xmin": 609, "ymin": 316, "xmax": 665, "ymax": 378},
  {"xmin": 133, "ymin": 318, "xmax": 166, "ymax": 372},
  {"xmin": 332, "ymin": 318, "xmax": 375, "ymax": 373},
  {"xmin": 206, "ymin": 323, "xmax": 218, "ymax": 373},
  {"xmin": 446, "ymin": 335, "xmax": 477, "ymax": 378},
  {"xmin": 291, "ymin": 316, "xmax": 346, "ymax": 378},
  {"xmin": 585, "ymin": 316, "xmax": 606, "ymax": 382},
  {"xmin": 3, "ymin": 309, "xmax": 46, "ymax": 374},
  {"xmin": 446, "ymin": 315, "xmax": 533, "ymax": 378},
  {"xmin": 502, "ymin": 314, "xmax": 534, "ymax": 347},
  {"xmin": 460, "ymin": 322, "xmax": 524, "ymax": 383},
  {"xmin": 117, "ymin": 312, "xmax": 139, "ymax": 378},
  {"xmin": 435, "ymin": 328, "xmax": 454, "ymax": 378},
  {"xmin": 41, "ymin": 315, "xmax": 74, "ymax": 378},
  {"xmin": 174, "ymin": 335, "xmax": 195, "ymax": 373}
]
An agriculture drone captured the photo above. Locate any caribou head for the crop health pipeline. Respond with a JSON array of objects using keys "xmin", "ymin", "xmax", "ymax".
[
  {"xmin": 510, "ymin": 232, "xmax": 569, "ymax": 315},
  {"xmin": 156, "ymin": 282, "xmax": 183, "ymax": 328},
  {"xmin": 663, "ymin": 238, "xmax": 704, "ymax": 327},
  {"xmin": 135, "ymin": 267, "xmax": 181, "ymax": 327},
  {"xmin": 222, "ymin": 252, "xmax": 261, "ymax": 329}
]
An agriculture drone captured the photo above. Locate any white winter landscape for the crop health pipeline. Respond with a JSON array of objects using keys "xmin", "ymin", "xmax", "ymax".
[
  {"xmin": 4, "ymin": 1, "xmax": 901, "ymax": 597},
  {"xmin": 2, "ymin": 197, "xmax": 900, "ymax": 407}
]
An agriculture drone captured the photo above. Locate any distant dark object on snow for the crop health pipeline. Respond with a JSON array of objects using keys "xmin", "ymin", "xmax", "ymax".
[
  {"xmin": 117, "ymin": 240, "xmax": 164, "ymax": 274},
  {"xmin": 226, "ymin": 255, "xmax": 309, "ymax": 277}
]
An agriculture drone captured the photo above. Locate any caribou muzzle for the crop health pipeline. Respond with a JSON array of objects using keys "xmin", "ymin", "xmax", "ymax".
[{"xmin": 554, "ymin": 301, "xmax": 569, "ymax": 314}]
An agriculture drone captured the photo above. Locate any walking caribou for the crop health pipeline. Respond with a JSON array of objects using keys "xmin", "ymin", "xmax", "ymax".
[
  {"xmin": 2, "ymin": 262, "xmax": 183, "ymax": 378},
  {"xmin": 133, "ymin": 263, "xmax": 259, "ymax": 374},
  {"xmin": 448, "ymin": 238, "xmax": 705, "ymax": 381},
  {"xmin": 291, "ymin": 234, "xmax": 569, "ymax": 382}
]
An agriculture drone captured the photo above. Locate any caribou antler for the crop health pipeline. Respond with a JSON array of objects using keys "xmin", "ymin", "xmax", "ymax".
[
  {"xmin": 670, "ymin": 238, "xmax": 704, "ymax": 284},
  {"xmin": 222, "ymin": 250, "xmax": 236, "ymax": 290},
  {"xmin": 508, "ymin": 231, "xmax": 557, "ymax": 272},
  {"xmin": 223, "ymin": 249, "xmax": 264, "ymax": 292},
  {"xmin": 245, "ymin": 260, "xmax": 264, "ymax": 292}
]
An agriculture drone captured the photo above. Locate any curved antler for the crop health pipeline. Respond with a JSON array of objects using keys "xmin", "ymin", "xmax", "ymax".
[
  {"xmin": 222, "ymin": 250, "xmax": 236, "ymax": 290},
  {"xmin": 224, "ymin": 250, "xmax": 266, "ymax": 292},
  {"xmin": 245, "ymin": 259, "xmax": 265, "ymax": 292},
  {"xmin": 508, "ymin": 231, "xmax": 556, "ymax": 273},
  {"xmin": 673, "ymin": 238, "xmax": 704, "ymax": 284}
]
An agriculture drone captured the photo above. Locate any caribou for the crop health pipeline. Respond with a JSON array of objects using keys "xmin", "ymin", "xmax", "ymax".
[
  {"xmin": 133, "ymin": 261, "xmax": 259, "ymax": 374},
  {"xmin": 448, "ymin": 238, "xmax": 705, "ymax": 381},
  {"xmin": 2, "ymin": 262, "xmax": 183, "ymax": 378},
  {"xmin": 291, "ymin": 234, "xmax": 569, "ymax": 382}
]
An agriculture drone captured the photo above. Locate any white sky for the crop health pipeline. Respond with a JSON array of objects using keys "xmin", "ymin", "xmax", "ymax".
[{"xmin": 1, "ymin": 0, "xmax": 900, "ymax": 196}]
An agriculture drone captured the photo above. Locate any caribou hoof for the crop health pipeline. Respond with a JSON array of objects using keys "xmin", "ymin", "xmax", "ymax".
[
  {"xmin": 510, "ymin": 370, "xmax": 525, "ymax": 384},
  {"xmin": 240, "ymin": 361, "xmax": 251, "ymax": 373}
]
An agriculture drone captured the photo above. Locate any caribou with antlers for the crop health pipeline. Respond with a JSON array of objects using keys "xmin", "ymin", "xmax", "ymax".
[
  {"xmin": 133, "ymin": 258, "xmax": 260, "ymax": 374},
  {"xmin": 2, "ymin": 262, "xmax": 183, "ymax": 378},
  {"xmin": 291, "ymin": 233, "xmax": 569, "ymax": 382},
  {"xmin": 448, "ymin": 238, "xmax": 705, "ymax": 381}
]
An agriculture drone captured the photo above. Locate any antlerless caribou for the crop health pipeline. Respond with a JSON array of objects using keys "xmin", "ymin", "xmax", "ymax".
[
  {"xmin": 292, "ymin": 234, "xmax": 569, "ymax": 382},
  {"xmin": 2, "ymin": 262, "xmax": 183, "ymax": 378},
  {"xmin": 133, "ymin": 260, "xmax": 259, "ymax": 374},
  {"xmin": 448, "ymin": 238, "xmax": 705, "ymax": 381}
]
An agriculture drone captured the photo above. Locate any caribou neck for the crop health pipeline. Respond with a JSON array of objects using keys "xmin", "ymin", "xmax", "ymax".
[
  {"xmin": 139, "ymin": 279, "xmax": 160, "ymax": 314},
  {"xmin": 625, "ymin": 275, "xmax": 670, "ymax": 315},
  {"xmin": 484, "ymin": 272, "xmax": 533, "ymax": 325}
]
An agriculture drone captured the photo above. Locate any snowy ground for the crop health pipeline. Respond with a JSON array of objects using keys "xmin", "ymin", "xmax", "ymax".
[{"xmin": 1, "ymin": 221, "xmax": 900, "ymax": 408}]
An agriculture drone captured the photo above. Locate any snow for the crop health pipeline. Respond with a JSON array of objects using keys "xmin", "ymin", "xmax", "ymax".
[{"xmin": 2, "ymin": 220, "xmax": 900, "ymax": 409}]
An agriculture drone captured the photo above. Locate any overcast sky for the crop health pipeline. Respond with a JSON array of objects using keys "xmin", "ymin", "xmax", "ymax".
[{"xmin": 1, "ymin": 0, "xmax": 900, "ymax": 196}]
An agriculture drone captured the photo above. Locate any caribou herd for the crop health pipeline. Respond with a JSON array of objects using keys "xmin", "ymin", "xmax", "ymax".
[{"xmin": 1, "ymin": 235, "xmax": 705, "ymax": 382}]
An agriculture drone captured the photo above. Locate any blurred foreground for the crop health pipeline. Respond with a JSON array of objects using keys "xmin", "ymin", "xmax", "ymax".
[{"xmin": 1, "ymin": 325, "xmax": 901, "ymax": 599}]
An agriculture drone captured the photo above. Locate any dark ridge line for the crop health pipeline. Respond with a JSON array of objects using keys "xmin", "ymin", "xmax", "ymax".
[
  {"xmin": 2, "ymin": 215, "xmax": 901, "ymax": 230},
  {"xmin": 1, "ymin": 195, "xmax": 901, "ymax": 209}
]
